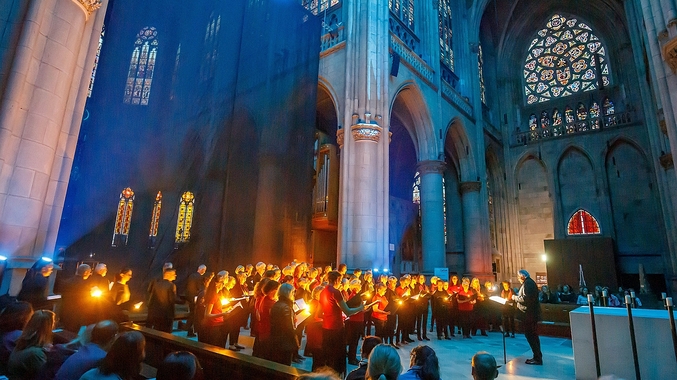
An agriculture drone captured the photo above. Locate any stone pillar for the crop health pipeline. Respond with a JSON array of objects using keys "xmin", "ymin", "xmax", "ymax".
[
  {"xmin": 418, "ymin": 160, "xmax": 446, "ymax": 273},
  {"xmin": 460, "ymin": 181, "xmax": 491, "ymax": 276},
  {"xmin": 336, "ymin": 0, "xmax": 390, "ymax": 271},
  {"xmin": 0, "ymin": 0, "xmax": 105, "ymax": 294}
]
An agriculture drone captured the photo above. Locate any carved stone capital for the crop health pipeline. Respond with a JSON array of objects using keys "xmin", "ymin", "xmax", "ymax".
[
  {"xmin": 350, "ymin": 124, "xmax": 382, "ymax": 143},
  {"xmin": 73, "ymin": 0, "xmax": 103, "ymax": 17},
  {"xmin": 337, "ymin": 129, "xmax": 345, "ymax": 148},
  {"xmin": 660, "ymin": 153, "xmax": 674, "ymax": 170},
  {"xmin": 460, "ymin": 181, "xmax": 482, "ymax": 194},
  {"xmin": 416, "ymin": 160, "xmax": 446, "ymax": 175},
  {"xmin": 662, "ymin": 36, "xmax": 677, "ymax": 74}
]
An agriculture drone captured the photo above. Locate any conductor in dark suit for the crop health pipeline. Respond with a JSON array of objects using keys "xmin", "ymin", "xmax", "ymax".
[{"xmin": 512, "ymin": 269, "xmax": 542, "ymax": 365}]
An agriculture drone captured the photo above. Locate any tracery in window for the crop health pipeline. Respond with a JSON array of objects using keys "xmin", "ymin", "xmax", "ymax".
[
  {"xmin": 112, "ymin": 188, "xmax": 134, "ymax": 247},
  {"xmin": 148, "ymin": 191, "xmax": 162, "ymax": 248},
  {"xmin": 302, "ymin": 0, "xmax": 340, "ymax": 15},
  {"xmin": 175, "ymin": 191, "xmax": 195, "ymax": 244},
  {"xmin": 88, "ymin": 26, "xmax": 105, "ymax": 98},
  {"xmin": 390, "ymin": 0, "xmax": 414, "ymax": 30},
  {"xmin": 524, "ymin": 14, "xmax": 610, "ymax": 104},
  {"xmin": 438, "ymin": 0, "xmax": 454, "ymax": 71},
  {"xmin": 552, "ymin": 108, "xmax": 562, "ymax": 135},
  {"xmin": 589, "ymin": 101, "xmax": 600, "ymax": 129},
  {"xmin": 567, "ymin": 209, "xmax": 601, "ymax": 235},
  {"xmin": 565, "ymin": 106, "xmax": 575, "ymax": 133},
  {"xmin": 540, "ymin": 111, "xmax": 550, "ymax": 129},
  {"xmin": 412, "ymin": 171, "xmax": 421, "ymax": 205},
  {"xmin": 123, "ymin": 26, "xmax": 158, "ymax": 105},
  {"xmin": 478, "ymin": 44, "xmax": 486, "ymax": 104}
]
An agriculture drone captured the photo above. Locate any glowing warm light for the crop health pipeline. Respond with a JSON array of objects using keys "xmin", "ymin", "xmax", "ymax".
[
  {"xmin": 220, "ymin": 298, "xmax": 229, "ymax": 306},
  {"xmin": 91, "ymin": 288, "xmax": 102, "ymax": 298},
  {"xmin": 364, "ymin": 292, "xmax": 371, "ymax": 297},
  {"xmin": 398, "ymin": 300, "xmax": 403, "ymax": 305},
  {"xmin": 134, "ymin": 302, "xmax": 143, "ymax": 310},
  {"xmin": 541, "ymin": 254, "xmax": 547, "ymax": 262},
  {"xmin": 444, "ymin": 297, "xmax": 449, "ymax": 302}
]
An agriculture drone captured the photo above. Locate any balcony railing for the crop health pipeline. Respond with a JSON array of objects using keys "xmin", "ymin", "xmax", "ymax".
[{"xmin": 511, "ymin": 111, "xmax": 635, "ymax": 146}]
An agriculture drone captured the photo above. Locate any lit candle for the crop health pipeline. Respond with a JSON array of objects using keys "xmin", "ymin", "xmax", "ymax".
[
  {"xmin": 587, "ymin": 294, "xmax": 594, "ymax": 304},
  {"xmin": 134, "ymin": 302, "xmax": 143, "ymax": 310},
  {"xmin": 220, "ymin": 298, "xmax": 229, "ymax": 306},
  {"xmin": 662, "ymin": 292, "xmax": 667, "ymax": 300},
  {"xmin": 667, "ymin": 297, "xmax": 673, "ymax": 307},
  {"xmin": 625, "ymin": 295, "xmax": 631, "ymax": 305},
  {"xmin": 91, "ymin": 288, "xmax": 102, "ymax": 298}
]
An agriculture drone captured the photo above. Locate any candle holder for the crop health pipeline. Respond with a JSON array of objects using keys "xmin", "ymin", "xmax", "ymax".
[
  {"xmin": 625, "ymin": 295, "xmax": 641, "ymax": 380},
  {"xmin": 588, "ymin": 294, "xmax": 601, "ymax": 377},
  {"xmin": 666, "ymin": 297, "xmax": 677, "ymax": 363}
]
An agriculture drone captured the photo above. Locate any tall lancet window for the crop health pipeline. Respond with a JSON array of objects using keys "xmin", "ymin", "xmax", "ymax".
[
  {"xmin": 201, "ymin": 14, "xmax": 220, "ymax": 82},
  {"xmin": 567, "ymin": 209, "xmax": 601, "ymax": 235},
  {"xmin": 112, "ymin": 188, "xmax": 135, "ymax": 247},
  {"xmin": 524, "ymin": 14, "xmax": 610, "ymax": 104},
  {"xmin": 148, "ymin": 191, "xmax": 162, "ymax": 248},
  {"xmin": 478, "ymin": 44, "xmax": 486, "ymax": 104},
  {"xmin": 124, "ymin": 26, "xmax": 158, "ymax": 105},
  {"xmin": 88, "ymin": 25, "xmax": 105, "ymax": 97},
  {"xmin": 412, "ymin": 172, "xmax": 447, "ymax": 244},
  {"xmin": 438, "ymin": 0, "xmax": 454, "ymax": 71},
  {"xmin": 175, "ymin": 191, "xmax": 195, "ymax": 244},
  {"xmin": 390, "ymin": 0, "xmax": 415, "ymax": 29}
]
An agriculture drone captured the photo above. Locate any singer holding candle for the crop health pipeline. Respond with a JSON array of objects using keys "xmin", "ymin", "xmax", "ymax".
[{"xmin": 512, "ymin": 269, "xmax": 542, "ymax": 365}]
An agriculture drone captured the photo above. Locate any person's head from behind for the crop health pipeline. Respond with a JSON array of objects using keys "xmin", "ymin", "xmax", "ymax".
[
  {"xmin": 100, "ymin": 331, "xmax": 145, "ymax": 379},
  {"xmin": 15, "ymin": 309, "xmax": 55, "ymax": 350},
  {"xmin": 312, "ymin": 285, "xmax": 324, "ymax": 301},
  {"xmin": 409, "ymin": 345, "xmax": 440, "ymax": 380},
  {"xmin": 263, "ymin": 280, "xmax": 281, "ymax": 299},
  {"xmin": 361, "ymin": 336, "xmax": 382, "ymax": 360},
  {"xmin": 296, "ymin": 367, "xmax": 341, "ymax": 380},
  {"xmin": 156, "ymin": 351, "xmax": 202, "ymax": 380},
  {"xmin": 90, "ymin": 320, "xmax": 119, "ymax": 350},
  {"xmin": 76, "ymin": 264, "xmax": 92, "ymax": 279},
  {"xmin": 367, "ymin": 344, "xmax": 402, "ymax": 380},
  {"xmin": 471, "ymin": 351, "xmax": 499, "ymax": 380},
  {"xmin": 327, "ymin": 270, "xmax": 342, "ymax": 286},
  {"xmin": 0, "ymin": 301, "xmax": 33, "ymax": 333},
  {"xmin": 277, "ymin": 283, "xmax": 295, "ymax": 302}
]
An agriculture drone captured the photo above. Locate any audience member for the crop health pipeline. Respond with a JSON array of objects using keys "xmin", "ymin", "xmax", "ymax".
[
  {"xmin": 577, "ymin": 287, "xmax": 590, "ymax": 305},
  {"xmin": 471, "ymin": 351, "xmax": 499, "ymax": 380},
  {"xmin": 155, "ymin": 351, "xmax": 203, "ymax": 380},
  {"xmin": 366, "ymin": 344, "xmax": 401, "ymax": 380},
  {"xmin": 80, "ymin": 330, "xmax": 146, "ymax": 380},
  {"xmin": 0, "ymin": 301, "xmax": 33, "ymax": 372},
  {"xmin": 297, "ymin": 367, "xmax": 341, "ymax": 380},
  {"xmin": 55, "ymin": 320, "xmax": 119, "ymax": 380},
  {"xmin": 558, "ymin": 285, "xmax": 577, "ymax": 304},
  {"xmin": 538, "ymin": 285, "xmax": 560, "ymax": 304},
  {"xmin": 398, "ymin": 345, "xmax": 440, "ymax": 380},
  {"xmin": 345, "ymin": 336, "xmax": 382, "ymax": 380},
  {"xmin": 7, "ymin": 310, "xmax": 56, "ymax": 379}
]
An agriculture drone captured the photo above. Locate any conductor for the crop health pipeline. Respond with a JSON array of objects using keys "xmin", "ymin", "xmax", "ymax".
[{"xmin": 512, "ymin": 269, "xmax": 542, "ymax": 365}]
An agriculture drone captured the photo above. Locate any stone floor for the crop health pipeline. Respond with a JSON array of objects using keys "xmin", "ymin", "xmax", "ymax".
[{"xmin": 173, "ymin": 326, "xmax": 575, "ymax": 379}]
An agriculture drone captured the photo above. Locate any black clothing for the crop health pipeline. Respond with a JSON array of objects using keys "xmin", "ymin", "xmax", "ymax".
[
  {"xmin": 515, "ymin": 277, "xmax": 542, "ymax": 361},
  {"xmin": 60, "ymin": 276, "xmax": 91, "ymax": 331},
  {"xmin": 17, "ymin": 272, "xmax": 49, "ymax": 310},
  {"xmin": 184, "ymin": 272, "xmax": 204, "ymax": 334},
  {"xmin": 147, "ymin": 279, "xmax": 179, "ymax": 333},
  {"xmin": 270, "ymin": 298, "xmax": 298, "ymax": 365},
  {"xmin": 345, "ymin": 362, "xmax": 368, "ymax": 380}
]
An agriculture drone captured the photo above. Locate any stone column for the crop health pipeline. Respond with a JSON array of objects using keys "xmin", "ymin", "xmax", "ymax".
[
  {"xmin": 460, "ymin": 181, "xmax": 491, "ymax": 276},
  {"xmin": 418, "ymin": 160, "xmax": 446, "ymax": 273},
  {"xmin": 0, "ymin": 0, "xmax": 105, "ymax": 294},
  {"xmin": 336, "ymin": 0, "xmax": 390, "ymax": 271}
]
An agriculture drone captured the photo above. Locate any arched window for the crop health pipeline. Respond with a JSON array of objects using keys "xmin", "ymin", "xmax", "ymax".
[
  {"xmin": 524, "ymin": 14, "xmax": 610, "ymax": 104},
  {"xmin": 603, "ymin": 97, "xmax": 616, "ymax": 126},
  {"xmin": 438, "ymin": 0, "xmax": 454, "ymax": 71},
  {"xmin": 577, "ymin": 103, "xmax": 588, "ymax": 131},
  {"xmin": 412, "ymin": 171, "xmax": 421, "ymax": 204},
  {"xmin": 148, "ymin": 191, "xmax": 162, "ymax": 248},
  {"xmin": 552, "ymin": 108, "xmax": 562, "ymax": 136},
  {"xmin": 391, "ymin": 0, "xmax": 414, "ymax": 30},
  {"xmin": 112, "ymin": 188, "xmax": 134, "ymax": 247},
  {"xmin": 567, "ymin": 209, "xmax": 601, "ymax": 235},
  {"xmin": 540, "ymin": 110, "xmax": 550, "ymax": 129},
  {"xmin": 200, "ymin": 14, "xmax": 220, "ymax": 82},
  {"xmin": 124, "ymin": 26, "xmax": 158, "ymax": 105},
  {"xmin": 589, "ymin": 101, "xmax": 600, "ymax": 129},
  {"xmin": 302, "ymin": 0, "xmax": 339, "ymax": 15},
  {"xmin": 175, "ymin": 191, "xmax": 195, "ymax": 244},
  {"xmin": 565, "ymin": 106, "xmax": 575, "ymax": 134},
  {"xmin": 478, "ymin": 44, "xmax": 486, "ymax": 104}
]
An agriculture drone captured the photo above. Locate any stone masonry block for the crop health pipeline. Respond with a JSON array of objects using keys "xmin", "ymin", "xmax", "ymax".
[
  {"xmin": 7, "ymin": 167, "xmax": 35, "ymax": 197},
  {"xmin": 16, "ymin": 139, "xmax": 54, "ymax": 174},
  {"xmin": 1, "ymin": 195, "xmax": 42, "ymax": 228}
]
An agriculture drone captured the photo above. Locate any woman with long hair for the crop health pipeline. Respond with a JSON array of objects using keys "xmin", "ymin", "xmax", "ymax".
[
  {"xmin": 366, "ymin": 343, "xmax": 401, "ymax": 380},
  {"xmin": 252, "ymin": 279, "xmax": 280, "ymax": 359},
  {"xmin": 7, "ymin": 309, "xmax": 55, "ymax": 379},
  {"xmin": 269, "ymin": 283, "xmax": 299, "ymax": 365},
  {"xmin": 156, "ymin": 351, "xmax": 203, "ymax": 380},
  {"xmin": 0, "ymin": 301, "xmax": 33, "ymax": 371},
  {"xmin": 399, "ymin": 345, "xmax": 440, "ymax": 380},
  {"xmin": 200, "ymin": 271, "xmax": 230, "ymax": 346},
  {"xmin": 80, "ymin": 330, "xmax": 146, "ymax": 380}
]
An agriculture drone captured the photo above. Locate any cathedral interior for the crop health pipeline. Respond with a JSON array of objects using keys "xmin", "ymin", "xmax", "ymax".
[{"xmin": 1, "ymin": 0, "xmax": 677, "ymax": 297}]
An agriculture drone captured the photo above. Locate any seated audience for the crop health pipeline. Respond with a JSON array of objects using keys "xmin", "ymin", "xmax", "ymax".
[
  {"xmin": 0, "ymin": 301, "xmax": 33, "ymax": 372},
  {"xmin": 155, "ymin": 351, "xmax": 202, "ymax": 380},
  {"xmin": 577, "ymin": 287, "xmax": 590, "ymax": 305},
  {"xmin": 471, "ymin": 351, "xmax": 499, "ymax": 380},
  {"xmin": 366, "ymin": 344, "xmax": 401, "ymax": 380},
  {"xmin": 80, "ymin": 331, "xmax": 146, "ymax": 380},
  {"xmin": 297, "ymin": 367, "xmax": 341, "ymax": 380},
  {"xmin": 55, "ymin": 320, "xmax": 119, "ymax": 380},
  {"xmin": 538, "ymin": 285, "xmax": 560, "ymax": 304},
  {"xmin": 398, "ymin": 345, "xmax": 440, "ymax": 380},
  {"xmin": 558, "ymin": 285, "xmax": 577, "ymax": 304},
  {"xmin": 345, "ymin": 336, "xmax": 382, "ymax": 380},
  {"xmin": 7, "ymin": 310, "xmax": 56, "ymax": 379}
]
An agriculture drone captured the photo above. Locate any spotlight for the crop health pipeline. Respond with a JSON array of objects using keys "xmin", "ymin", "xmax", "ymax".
[
  {"xmin": 373, "ymin": 268, "xmax": 379, "ymax": 273},
  {"xmin": 383, "ymin": 268, "xmax": 389, "ymax": 273},
  {"xmin": 41, "ymin": 257, "xmax": 53, "ymax": 262},
  {"xmin": 541, "ymin": 254, "xmax": 547, "ymax": 262},
  {"xmin": 0, "ymin": 255, "xmax": 7, "ymax": 261}
]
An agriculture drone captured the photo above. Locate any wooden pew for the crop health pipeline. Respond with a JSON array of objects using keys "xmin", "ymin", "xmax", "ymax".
[
  {"xmin": 120, "ymin": 323, "xmax": 307, "ymax": 380},
  {"xmin": 537, "ymin": 303, "xmax": 579, "ymax": 338}
]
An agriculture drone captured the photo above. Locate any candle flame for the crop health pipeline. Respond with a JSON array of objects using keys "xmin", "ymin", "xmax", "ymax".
[
  {"xmin": 220, "ymin": 298, "xmax": 229, "ymax": 306},
  {"xmin": 134, "ymin": 302, "xmax": 143, "ymax": 310},
  {"xmin": 91, "ymin": 288, "xmax": 102, "ymax": 298}
]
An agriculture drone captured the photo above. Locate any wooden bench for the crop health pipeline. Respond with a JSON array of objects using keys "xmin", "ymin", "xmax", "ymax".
[
  {"xmin": 537, "ymin": 303, "xmax": 579, "ymax": 338},
  {"xmin": 120, "ymin": 323, "xmax": 307, "ymax": 380}
]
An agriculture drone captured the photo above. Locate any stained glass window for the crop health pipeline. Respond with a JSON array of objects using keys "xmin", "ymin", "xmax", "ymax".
[
  {"xmin": 390, "ymin": 0, "xmax": 414, "ymax": 30},
  {"xmin": 478, "ymin": 44, "xmax": 486, "ymax": 104},
  {"xmin": 567, "ymin": 209, "xmax": 601, "ymax": 235},
  {"xmin": 148, "ymin": 191, "xmax": 162, "ymax": 248},
  {"xmin": 589, "ymin": 101, "xmax": 600, "ymax": 129},
  {"xmin": 540, "ymin": 111, "xmax": 550, "ymax": 129},
  {"xmin": 412, "ymin": 171, "xmax": 421, "ymax": 204},
  {"xmin": 123, "ymin": 26, "xmax": 158, "ymax": 105},
  {"xmin": 112, "ymin": 188, "xmax": 134, "ymax": 247},
  {"xmin": 88, "ymin": 26, "xmax": 105, "ymax": 98},
  {"xmin": 201, "ymin": 14, "xmax": 220, "ymax": 82},
  {"xmin": 565, "ymin": 106, "xmax": 575, "ymax": 134},
  {"xmin": 170, "ymin": 44, "xmax": 180, "ymax": 101},
  {"xmin": 442, "ymin": 177, "xmax": 447, "ymax": 245},
  {"xmin": 302, "ymin": 0, "xmax": 340, "ymax": 15},
  {"xmin": 552, "ymin": 108, "xmax": 562, "ymax": 136},
  {"xmin": 438, "ymin": 0, "xmax": 454, "ymax": 71},
  {"xmin": 175, "ymin": 191, "xmax": 195, "ymax": 244},
  {"xmin": 524, "ymin": 14, "xmax": 610, "ymax": 104}
]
